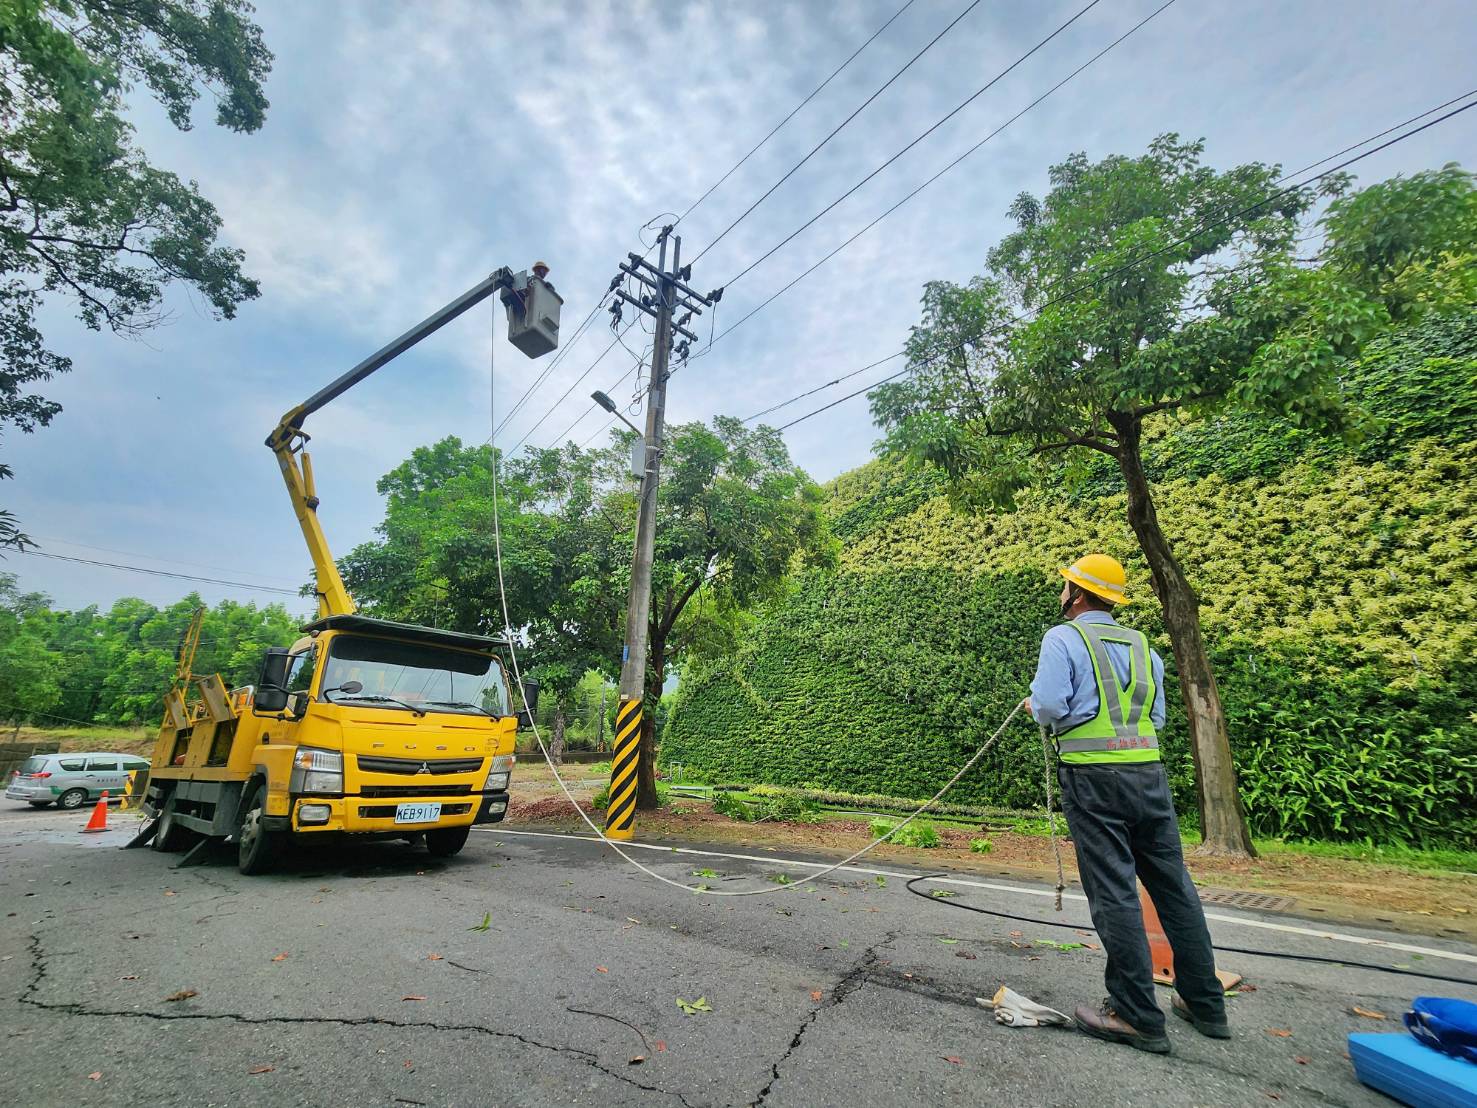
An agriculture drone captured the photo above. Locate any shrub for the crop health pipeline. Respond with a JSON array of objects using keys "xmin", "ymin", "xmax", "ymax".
[
  {"xmin": 970, "ymin": 838, "xmax": 993, "ymax": 853},
  {"xmin": 665, "ymin": 316, "xmax": 1477, "ymax": 847}
]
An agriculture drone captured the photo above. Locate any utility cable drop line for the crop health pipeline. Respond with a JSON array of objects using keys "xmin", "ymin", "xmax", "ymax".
[
  {"xmin": 761, "ymin": 90, "xmax": 1477, "ymax": 432},
  {"xmin": 11, "ymin": 549, "xmax": 300, "ymax": 596},
  {"xmin": 689, "ymin": 0, "xmax": 988, "ymax": 266}
]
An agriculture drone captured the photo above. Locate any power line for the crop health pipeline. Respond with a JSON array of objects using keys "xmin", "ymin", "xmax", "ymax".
[
  {"xmin": 768, "ymin": 92, "xmax": 1477, "ymax": 433},
  {"xmin": 12, "ymin": 549, "xmax": 302, "ymax": 596},
  {"xmin": 509, "ymin": 331, "xmax": 627, "ymax": 451},
  {"xmin": 745, "ymin": 352, "xmax": 906, "ymax": 422},
  {"xmin": 717, "ymin": 0, "xmax": 1177, "ymax": 350},
  {"xmin": 677, "ymin": 0, "xmax": 920, "ymax": 225},
  {"xmin": 690, "ymin": 0, "xmax": 988, "ymax": 266},
  {"xmin": 719, "ymin": 0, "xmax": 1109, "ymax": 288},
  {"xmin": 29, "ymin": 535, "xmax": 299, "ymax": 587}
]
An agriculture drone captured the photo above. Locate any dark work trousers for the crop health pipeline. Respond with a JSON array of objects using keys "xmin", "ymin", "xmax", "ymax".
[{"xmin": 1057, "ymin": 761, "xmax": 1225, "ymax": 1036}]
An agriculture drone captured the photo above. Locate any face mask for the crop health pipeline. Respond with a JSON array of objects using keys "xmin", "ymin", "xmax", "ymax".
[{"xmin": 1060, "ymin": 588, "xmax": 1076, "ymax": 619}]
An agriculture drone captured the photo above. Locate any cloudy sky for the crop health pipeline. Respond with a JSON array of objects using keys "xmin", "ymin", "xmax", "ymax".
[{"xmin": 8, "ymin": 0, "xmax": 1476, "ymax": 612}]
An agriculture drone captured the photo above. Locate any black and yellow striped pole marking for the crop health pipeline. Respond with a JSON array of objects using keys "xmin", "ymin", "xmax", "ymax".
[{"xmin": 605, "ymin": 697, "xmax": 641, "ymax": 840}]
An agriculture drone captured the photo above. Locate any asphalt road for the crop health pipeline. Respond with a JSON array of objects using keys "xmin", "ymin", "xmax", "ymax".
[{"xmin": 3, "ymin": 802, "xmax": 1474, "ymax": 1107}]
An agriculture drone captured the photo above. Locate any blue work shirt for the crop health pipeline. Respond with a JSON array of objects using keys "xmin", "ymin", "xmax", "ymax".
[{"xmin": 1029, "ymin": 611, "xmax": 1167, "ymax": 736}]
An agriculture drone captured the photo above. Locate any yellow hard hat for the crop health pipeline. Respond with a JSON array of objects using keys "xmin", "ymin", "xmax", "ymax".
[{"xmin": 1060, "ymin": 553, "xmax": 1130, "ymax": 605}]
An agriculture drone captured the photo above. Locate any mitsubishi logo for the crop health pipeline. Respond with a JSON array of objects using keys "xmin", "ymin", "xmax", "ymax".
[{"xmin": 416, "ymin": 761, "xmax": 431, "ymax": 775}]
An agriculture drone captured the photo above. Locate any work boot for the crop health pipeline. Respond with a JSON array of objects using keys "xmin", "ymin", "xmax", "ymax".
[
  {"xmin": 1172, "ymin": 993, "xmax": 1232, "ymax": 1039},
  {"xmin": 1073, "ymin": 1000, "xmax": 1170, "ymax": 1054}
]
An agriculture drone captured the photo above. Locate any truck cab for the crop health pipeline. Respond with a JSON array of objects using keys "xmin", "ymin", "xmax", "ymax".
[{"xmin": 145, "ymin": 615, "xmax": 536, "ymax": 873}]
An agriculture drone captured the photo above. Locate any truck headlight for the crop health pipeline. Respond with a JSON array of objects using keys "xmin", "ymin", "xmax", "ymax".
[
  {"xmin": 290, "ymin": 747, "xmax": 343, "ymax": 794},
  {"xmin": 484, "ymin": 753, "xmax": 514, "ymax": 792}
]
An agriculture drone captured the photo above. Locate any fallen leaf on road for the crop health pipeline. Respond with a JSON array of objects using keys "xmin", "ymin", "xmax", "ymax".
[
  {"xmin": 1264, "ymin": 1092, "xmax": 1282, "ymax": 1101},
  {"xmin": 164, "ymin": 989, "xmax": 197, "ymax": 1002},
  {"xmin": 468, "ymin": 912, "xmax": 492, "ymax": 932},
  {"xmin": 163, "ymin": 890, "xmax": 176, "ymax": 897},
  {"xmin": 402, "ymin": 995, "xmax": 427, "ymax": 1002},
  {"xmin": 1009, "ymin": 931, "xmax": 1023, "ymax": 938},
  {"xmin": 1083, "ymin": 943, "xmax": 1100, "ymax": 950},
  {"xmin": 810, "ymin": 989, "xmax": 823, "ymax": 1002},
  {"xmin": 628, "ymin": 1056, "xmax": 645, "ymax": 1066},
  {"xmin": 955, "ymin": 952, "xmax": 977, "ymax": 960},
  {"xmin": 676, "ymin": 996, "xmax": 713, "ymax": 1016},
  {"xmin": 942, "ymin": 1056, "xmax": 963, "ymax": 1065},
  {"xmin": 427, "ymin": 954, "xmax": 443, "ymax": 961},
  {"xmin": 1293, "ymin": 1056, "xmax": 1309, "ymax": 1066},
  {"xmin": 655, "ymin": 1041, "xmax": 667, "ymax": 1053},
  {"xmin": 271, "ymin": 952, "xmax": 288, "ymax": 962},
  {"xmin": 1266, "ymin": 1029, "xmax": 1292, "ymax": 1038},
  {"xmin": 626, "ymin": 917, "xmax": 640, "ymax": 925},
  {"xmin": 937, "ymin": 938, "xmax": 959, "ymax": 944},
  {"xmin": 1238, "ymin": 983, "xmax": 1259, "ymax": 993},
  {"xmin": 120, "ymin": 975, "xmax": 138, "ymax": 981},
  {"xmin": 1350, "ymin": 1006, "xmax": 1386, "ymax": 1020},
  {"xmin": 248, "ymin": 1065, "xmax": 274, "ymax": 1075},
  {"xmin": 596, "ymin": 966, "xmax": 609, "ymax": 974},
  {"xmin": 88, "ymin": 1073, "xmax": 102, "ymax": 1081}
]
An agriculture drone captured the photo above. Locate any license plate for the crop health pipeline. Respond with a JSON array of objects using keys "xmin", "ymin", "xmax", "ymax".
[{"xmin": 394, "ymin": 802, "xmax": 442, "ymax": 825}]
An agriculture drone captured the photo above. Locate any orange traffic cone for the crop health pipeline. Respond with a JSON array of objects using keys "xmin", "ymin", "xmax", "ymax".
[
  {"xmin": 1139, "ymin": 883, "xmax": 1241, "ymax": 991},
  {"xmin": 79, "ymin": 791, "xmax": 109, "ymax": 834}
]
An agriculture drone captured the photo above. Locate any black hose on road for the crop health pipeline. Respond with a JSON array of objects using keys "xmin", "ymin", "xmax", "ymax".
[{"xmin": 904, "ymin": 874, "xmax": 1477, "ymax": 988}]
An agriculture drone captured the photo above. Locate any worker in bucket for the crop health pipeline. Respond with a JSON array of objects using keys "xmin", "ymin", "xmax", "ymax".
[{"xmin": 1024, "ymin": 553, "xmax": 1229, "ymax": 1054}]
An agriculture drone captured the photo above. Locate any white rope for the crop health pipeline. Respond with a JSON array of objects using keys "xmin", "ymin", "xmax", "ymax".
[
  {"xmin": 488, "ymin": 305, "xmax": 1025, "ymax": 894},
  {"xmin": 1039, "ymin": 725, "xmax": 1067, "ymax": 912}
]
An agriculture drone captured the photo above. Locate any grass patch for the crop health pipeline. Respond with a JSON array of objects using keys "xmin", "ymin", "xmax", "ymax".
[
  {"xmin": 9, "ymin": 726, "xmax": 153, "ymax": 757},
  {"xmin": 869, "ymin": 818, "xmax": 941, "ymax": 848},
  {"xmin": 1254, "ymin": 838, "xmax": 1477, "ymax": 874}
]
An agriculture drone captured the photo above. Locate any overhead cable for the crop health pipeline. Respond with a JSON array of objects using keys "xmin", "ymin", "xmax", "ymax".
[
  {"xmin": 678, "ymin": 0, "xmax": 920, "ymax": 225},
  {"xmin": 690, "ymin": 0, "xmax": 988, "ymax": 266},
  {"xmin": 717, "ymin": 0, "xmax": 1177, "ymax": 348},
  {"xmin": 12, "ymin": 549, "xmax": 301, "ymax": 595},
  {"xmin": 719, "ymin": 0, "xmax": 1111, "ymax": 287},
  {"xmin": 765, "ymin": 92, "xmax": 1477, "ymax": 433}
]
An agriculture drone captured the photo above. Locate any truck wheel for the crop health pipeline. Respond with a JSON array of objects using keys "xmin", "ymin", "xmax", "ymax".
[
  {"xmin": 150, "ymin": 800, "xmax": 192, "ymax": 853},
  {"xmin": 425, "ymin": 826, "xmax": 470, "ymax": 858},
  {"xmin": 58, "ymin": 788, "xmax": 88, "ymax": 810},
  {"xmin": 237, "ymin": 783, "xmax": 281, "ymax": 876}
]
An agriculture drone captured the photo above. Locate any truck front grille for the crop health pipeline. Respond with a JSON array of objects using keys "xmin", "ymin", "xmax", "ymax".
[
  {"xmin": 356, "ymin": 755, "xmax": 483, "ymax": 776},
  {"xmin": 359, "ymin": 784, "xmax": 473, "ymax": 798}
]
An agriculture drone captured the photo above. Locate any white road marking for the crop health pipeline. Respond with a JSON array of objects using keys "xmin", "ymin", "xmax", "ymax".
[{"xmin": 486, "ymin": 827, "xmax": 1477, "ymax": 966}]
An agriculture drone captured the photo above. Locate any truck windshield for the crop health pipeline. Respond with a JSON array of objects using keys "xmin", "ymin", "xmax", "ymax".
[{"xmin": 321, "ymin": 635, "xmax": 509, "ymax": 717}]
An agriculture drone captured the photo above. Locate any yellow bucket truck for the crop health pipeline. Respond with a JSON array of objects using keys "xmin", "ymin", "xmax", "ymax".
[{"xmin": 137, "ymin": 265, "xmax": 563, "ymax": 873}]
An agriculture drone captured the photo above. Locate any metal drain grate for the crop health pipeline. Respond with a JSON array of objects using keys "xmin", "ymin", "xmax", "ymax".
[{"xmin": 1198, "ymin": 888, "xmax": 1295, "ymax": 912}]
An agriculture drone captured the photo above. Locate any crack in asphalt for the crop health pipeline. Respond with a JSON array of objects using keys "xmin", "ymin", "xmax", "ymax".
[
  {"xmin": 748, "ymin": 929, "xmax": 900, "ymax": 1108},
  {"xmin": 20, "ymin": 934, "xmax": 699, "ymax": 1108}
]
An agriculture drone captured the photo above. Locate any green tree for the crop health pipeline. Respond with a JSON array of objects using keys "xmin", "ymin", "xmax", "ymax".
[
  {"xmin": 0, "ymin": 0, "xmax": 272, "ymax": 545},
  {"xmin": 0, "ymin": 572, "xmax": 60, "ymax": 723},
  {"xmin": 872, "ymin": 138, "xmax": 1475, "ymax": 856}
]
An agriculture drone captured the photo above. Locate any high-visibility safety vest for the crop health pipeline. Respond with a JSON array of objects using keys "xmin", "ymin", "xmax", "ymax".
[{"xmin": 1055, "ymin": 620, "xmax": 1160, "ymax": 765}]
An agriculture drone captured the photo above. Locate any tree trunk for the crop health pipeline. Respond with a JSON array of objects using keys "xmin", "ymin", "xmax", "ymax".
[
  {"xmin": 635, "ymin": 627, "xmax": 665, "ymax": 810},
  {"xmin": 549, "ymin": 705, "xmax": 566, "ymax": 766},
  {"xmin": 1109, "ymin": 413, "xmax": 1257, "ymax": 858}
]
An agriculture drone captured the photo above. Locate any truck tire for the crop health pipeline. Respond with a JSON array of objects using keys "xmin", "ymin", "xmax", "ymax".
[
  {"xmin": 237, "ymin": 783, "xmax": 281, "ymax": 876},
  {"xmin": 425, "ymin": 826, "xmax": 470, "ymax": 858},
  {"xmin": 58, "ymin": 788, "xmax": 88, "ymax": 810},
  {"xmin": 150, "ymin": 800, "xmax": 192, "ymax": 853}
]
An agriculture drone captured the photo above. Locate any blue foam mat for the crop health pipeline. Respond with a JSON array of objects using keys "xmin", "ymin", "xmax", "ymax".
[{"xmin": 1349, "ymin": 1032, "xmax": 1477, "ymax": 1108}]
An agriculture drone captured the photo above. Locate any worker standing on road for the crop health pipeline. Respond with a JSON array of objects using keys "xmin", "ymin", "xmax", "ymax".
[{"xmin": 1024, "ymin": 554, "xmax": 1230, "ymax": 1055}]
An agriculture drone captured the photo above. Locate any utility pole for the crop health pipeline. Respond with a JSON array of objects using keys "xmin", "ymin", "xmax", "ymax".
[{"xmin": 602, "ymin": 225, "xmax": 716, "ymax": 841}]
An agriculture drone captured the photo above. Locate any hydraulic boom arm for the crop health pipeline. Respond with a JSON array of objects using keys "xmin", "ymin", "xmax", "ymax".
[{"xmin": 266, "ymin": 266, "xmax": 561, "ymax": 617}]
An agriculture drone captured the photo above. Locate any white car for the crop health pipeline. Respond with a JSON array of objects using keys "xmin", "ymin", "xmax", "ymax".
[{"xmin": 6, "ymin": 752, "xmax": 151, "ymax": 810}]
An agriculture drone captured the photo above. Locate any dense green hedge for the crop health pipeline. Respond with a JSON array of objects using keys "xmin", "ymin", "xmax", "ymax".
[{"xmin": 666, "ymin": 316, "xmax": 1477, "ymax": 847}]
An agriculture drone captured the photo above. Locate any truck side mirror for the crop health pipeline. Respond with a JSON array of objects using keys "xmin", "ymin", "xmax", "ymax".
[
  {"xmin": 254, "ymin": 647, "xmax": 291, "ymax": 714},
  {"xmin": 516, "ymin": 678, "xmax": 540, "ymax": 729}
]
